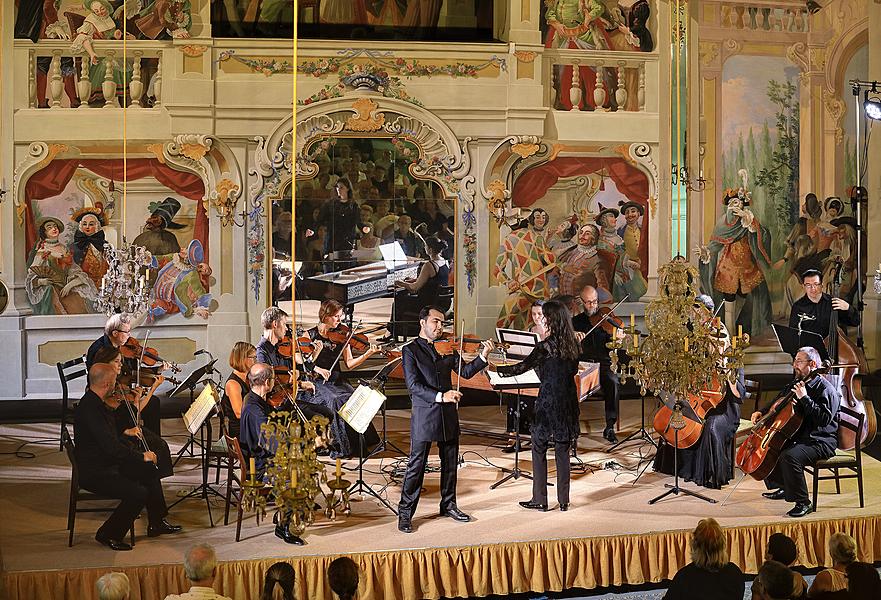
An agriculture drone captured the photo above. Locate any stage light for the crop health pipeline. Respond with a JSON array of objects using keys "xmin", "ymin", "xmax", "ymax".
[{"xmin": 866, "ymin": 98, "xmax": 881, "ymax": 121}]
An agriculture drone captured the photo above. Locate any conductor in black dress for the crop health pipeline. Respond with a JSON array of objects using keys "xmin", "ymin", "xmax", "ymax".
[
  {"xmin": 397, "ymin": 306, "xmax": 495, "ymax": 533},
  {"xmin": 496, "ymin": 300, "xmax": 582, "ymax": 511}
]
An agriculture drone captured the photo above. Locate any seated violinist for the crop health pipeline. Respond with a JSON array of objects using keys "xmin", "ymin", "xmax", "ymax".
[
  {"xmin": 87, "ymin": 313, "xmax": 163, "ymax": 434},
  {"xmin": 256, "ymin": 307, "xmax": 296, "ymax": 369},
  {"xmin": 305, "ymin": 299, "xmax": 381, "ymax": 458},
  {"xmin": 753, "ymin": 347, "xmax": 839, "ymax": 518},
  {"xmin": 789, "ymin": 269, "xmax": 859, "ymax": 354},
  {"xmin": 92, "ymin": 346, "xmax": 173, "ymax": 479}
]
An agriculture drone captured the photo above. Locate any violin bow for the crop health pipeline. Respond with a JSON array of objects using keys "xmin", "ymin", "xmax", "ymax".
[
  {"xmin": 326, "ymin": 318, "xmax": 361, "ymax": 377},
  {"xmin": 455, "ymin": 320, "xmax": 465, "ymax": 408},
  {"xmin": 136, "ymin": 330, "xmax": 151, "ymax": 430},
  {"xmin": 584, "ymin": 294, "xmax": 629, "ymax": 337}
]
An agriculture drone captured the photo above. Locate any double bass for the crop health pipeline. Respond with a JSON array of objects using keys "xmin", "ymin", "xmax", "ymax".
[{"xmin": 826, "ymin": 258, "xmax": 877, "ymax": 450}]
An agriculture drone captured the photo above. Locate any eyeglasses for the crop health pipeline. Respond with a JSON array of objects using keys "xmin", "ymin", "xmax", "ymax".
[
  {"xmin": 803, "ymin": 283, "xmax": 822, "ymax": 289},
  {"xmin": 114, "ymin": 328, "xmax": 131, "ymax": 334}
]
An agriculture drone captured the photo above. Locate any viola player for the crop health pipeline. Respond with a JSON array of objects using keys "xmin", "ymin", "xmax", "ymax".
[{"xmin": 752, "ymin": 347, "xmax": 839, "ymax": 518}]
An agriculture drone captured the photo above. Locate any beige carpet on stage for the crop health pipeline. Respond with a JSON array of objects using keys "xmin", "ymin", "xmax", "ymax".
[{"xmin": 1, "ymin": 399, "xmax": 879, "ymax": 576}]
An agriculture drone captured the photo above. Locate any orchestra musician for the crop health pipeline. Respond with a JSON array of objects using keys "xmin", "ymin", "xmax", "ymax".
[
  {"xmin": 396, "ymin": 305, "xmax": 495, "ymax": 534},
  {"xmin": 92, "ymin": 346, "xmax": 174, "ymax": 479},
  {"xmin": 239, "ymin": 362, "xmax": 305, "ymax": 545},
  {"xmin": 788, "ymin": 269, "xmax": 859, "ymax": 352},
  {"xmin": 306, "ymin": 299, "xmax": 381, "ymax": 458},
  {"xmin": 385, "ymin": 236, "xmax": 451, "ymax": 340},
  {"xmin": 571, "ymin": 285, "xmax": 623, "ymax": 443},
  {"xmin": 496, "ymin": 300, "xmax": 581, "ymax": 512},
  {"xmin": 653, "ymin": 295, "xmax": 745, "ymax": 489},
  {"xmin": 501, "ymin": 300, "xmax": 546, "ymax": 454},
  {"xmin": 74, "ymin": 363, "xmax": 181, "ymax": 551},
  {"xmin": 752, "ymin": 347, "xmax": 840, "ymax": 518},
  {"xmin": 222, "ymin": 342, "xmax": 256, "ymax": 439}
]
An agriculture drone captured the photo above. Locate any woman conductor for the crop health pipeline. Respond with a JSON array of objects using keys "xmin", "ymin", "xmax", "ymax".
[{"xmin": 495, "ymin": 300, "xmax": 581, "ymax": 511}]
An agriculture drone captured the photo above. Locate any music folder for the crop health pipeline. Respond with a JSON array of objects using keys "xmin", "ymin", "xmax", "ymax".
[
  {"xmin": 339, "ymin": 385, "xmax": 386, "ymax": 434},
  {"xmin": 771, "ymin": 323, "xmax": 828, "ymax": 361},
  {"xmin": 487, "ymin": 369, "xmax": 541, "ymax": 390},
  {"xmin": 182, "ymin": 382, "xmax": 219, "ymax": 435}
]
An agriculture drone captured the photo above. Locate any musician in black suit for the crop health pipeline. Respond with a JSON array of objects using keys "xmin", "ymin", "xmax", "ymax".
[
  {"xmin": 396, "ymin": 306, "xmax": 494, "ymax": 533},
  {"xmin": 788, "ymin": 269, "xmax": 858, "ymax": 355}
]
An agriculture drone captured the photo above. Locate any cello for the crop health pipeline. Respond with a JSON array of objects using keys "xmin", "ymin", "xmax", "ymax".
[
  {"xmin": 652, "ymin": 380, "xmax": 724, "ymax": 449},
  {"xmin": 826, "ymin": 258, "xmax": 877, "ymax": 450}
]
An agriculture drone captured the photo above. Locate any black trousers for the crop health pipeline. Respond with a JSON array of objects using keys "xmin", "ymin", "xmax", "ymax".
[
  {"xmin": 531, "ymin": 437, "xmax": 571, "ymax": 506},
  {"xmin": 599, "ymin": 363, "xmax": 619, "ymax": 427},
  {"xmin": 80, "ymin": 462, "xmax": 169, "ymax": 540},
  {"xmin": 765, "ymin": 442, "xmax": 831, "ymax": 504},
  {"xmin": 116, "ymin": 408, "xmax": 172, "ymax": 479},
  {"xmin": 398, "ymin": 438, "xmax": 458, "ymax": 518}
]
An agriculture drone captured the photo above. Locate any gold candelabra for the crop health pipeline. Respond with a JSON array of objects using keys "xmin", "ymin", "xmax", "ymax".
[{"xmin": 608, "ymin": 258, "xmax": 749, "ymax": 401}]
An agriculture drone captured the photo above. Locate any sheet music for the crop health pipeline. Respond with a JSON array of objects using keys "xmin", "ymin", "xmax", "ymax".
[
  {"xmin": 338, "ymin": 384, "xmax": 386, "ymax": 434},
  {"xmin": 182, "ymin": 383, "xmax": 218, "ymax": 435},
  {"xmin": 487, "ymin": 369, "xmax": 541, "ymax": 386}
]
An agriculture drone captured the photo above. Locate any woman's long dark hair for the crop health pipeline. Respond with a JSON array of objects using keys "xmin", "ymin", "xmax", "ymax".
[
  {"xmin": 541, "ymin": 300, "xmax": 580, "ymax": 360},
  {"xmin": 261, "ymin": 562, "xmax": 295, "ymax": 600}
]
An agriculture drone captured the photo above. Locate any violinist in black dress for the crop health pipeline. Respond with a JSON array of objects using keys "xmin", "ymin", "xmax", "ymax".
[{"xmin": 496, "ymin": 300, "xmax": 582, "ymax": 511}]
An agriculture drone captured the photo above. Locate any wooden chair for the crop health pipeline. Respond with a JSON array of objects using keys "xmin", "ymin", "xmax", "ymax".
[
  {"xmin": 223, "ymin": 434, "xmax": 269, "ymax": 542},
  {"xmin": 805, "ymin": 406, "xmax": 865, "ymax": 509},
  {"xmin": 730, "ymin": 378, "xmax": 761, "ymax": 477},
  {"xmin": 57, "ymin": 355, "xmax": 87, "ymax": 451},
  {"xmin": 62, "ymin": 427, "xmax": 135, "ymax": 547}
]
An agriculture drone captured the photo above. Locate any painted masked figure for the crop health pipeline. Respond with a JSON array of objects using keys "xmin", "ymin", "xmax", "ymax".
[
  {"xmin": 557, "ymin": 223, "xmax": 613, "ymax": 301},
  {"xmin": 148, "ymin": 239, "xmax": 212, "ymax": 321},
  {"xmin": 70, "ymin": 204, "xmax": 109, "ymax": 289},
  {"xmin": 132, "ymin": 196, "xmax": 186, "ymax": 257},
  {"xmin": 26, "ymin": 217, "xmax": 97, "ymax": 315}
]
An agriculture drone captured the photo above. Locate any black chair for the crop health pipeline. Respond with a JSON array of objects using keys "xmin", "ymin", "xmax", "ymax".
[
  {"xmin": 731, "ymin": 378, "xmax": 761, "ymax": 477},
  {"xmin": 62, "ymin": 427, "xmax": 135, "ymax": 548},
  {"xmin": 223, "ymin": 434, "xmax": 269, "ymax": 542},
  {"xmin": 805, "ymin": 406, "xmax": 865, "ymax": 509},
  {"xmin": 57, "ymin": 356, "xmax": 87, "ymax": 451}
]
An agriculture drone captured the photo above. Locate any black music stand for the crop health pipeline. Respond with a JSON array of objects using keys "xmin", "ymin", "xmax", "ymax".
[
  {"xmin": 487, "ymin": 376, "xmax": 549, "ymax": 490},
  {"xmin": 772, "ymin": 323, "xmax": 828, "ymax": 361},
  {"xmin": 648, "ymin": 392, "xmax": 716, "ymax": 505},
  {"xmin": 366, "ymin": 356, "xmax": 407, "ymax": 457},
  {"xmin": 171, "ymin": 359, "xmax": 218, "ymax": 465}
]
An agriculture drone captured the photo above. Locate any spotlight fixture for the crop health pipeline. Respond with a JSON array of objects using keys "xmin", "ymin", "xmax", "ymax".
[{"xmin": 865, "ymin": 97, "xmax": 881, "ymax": 121}]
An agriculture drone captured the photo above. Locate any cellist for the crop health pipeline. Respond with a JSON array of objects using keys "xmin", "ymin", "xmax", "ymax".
[
  {"xmin": 751, "ymin": 347, "xmax": 840, "ymax": 518},
  {"xmin": 788, "ymin": 269, "xmax": 858, "ymax": 351}
]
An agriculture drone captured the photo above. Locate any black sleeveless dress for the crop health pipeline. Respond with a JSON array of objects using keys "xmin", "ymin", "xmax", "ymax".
[{"xmin": 222, "ymin": 372, "xmax": 249, "ymax": 439}]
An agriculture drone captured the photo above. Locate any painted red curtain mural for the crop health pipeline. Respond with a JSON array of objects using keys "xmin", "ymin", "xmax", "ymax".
[{"xmin": 23, "ymin": 158, "xmax": 208, "ymax": 259}]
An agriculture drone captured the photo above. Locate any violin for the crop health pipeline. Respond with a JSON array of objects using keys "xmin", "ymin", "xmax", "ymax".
[
  {"xmin": 120, "ymin": 337, "xmax": 181, "ymax": 373},
  {"xmin": 432, "ymin": 335, "xmax": 501, "ymax": 356},
  {"xmin": 323, "ymin": 324, "xmax": 371, "ymax": 353},
  {"xmin": 588, "ymin": 307, "xmax": 624, "ymax": 336}
]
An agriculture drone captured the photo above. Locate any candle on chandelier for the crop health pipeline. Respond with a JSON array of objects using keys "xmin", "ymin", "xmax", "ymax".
[
  {"xmin": 291, "ymin": 466, "xmax": 298, "ymax": 488},
  {"xmin": 737, "ymin": 325, "xmax": 742, "ymax": 338},
  {"xmin": 633, "ymin": 333, "xmax": 639, "ymax": 348},
  {"xmin": 249, "ymin": 457, "xmax": 255, "ymax": 483},
  {"xmin": 336, "ymin": 458, "xmax": 341, "ymax": 479},
  {"xmin": 630, "ymin": 313, "xmax": 635, "ymax": 328},
  {"xmin": 684, "ymin": 337, "xmax": 689, "ymax": 352},
  {"xmin": 612, "ymin": 327, "xmax": 618, "ymax": 341}
]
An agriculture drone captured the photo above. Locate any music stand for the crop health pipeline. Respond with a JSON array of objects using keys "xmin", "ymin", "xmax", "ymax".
[
  {"xmin": 772, "ymin": 323, "xmax": 828, "ymax": 361},
  {"xmin": 171, "ymin": 359, "xmax": 218, "ymax": 465},
  {"xmin": 366, "ymin": 356, "xmax": 406, "ymax": 456},
  {"xmin": 648, "ymin": 391, "xmax": 716, "ymax": 505},
  {"xmin": 338, "ymin": 384, "xmax": 398, "ymax": 515}
]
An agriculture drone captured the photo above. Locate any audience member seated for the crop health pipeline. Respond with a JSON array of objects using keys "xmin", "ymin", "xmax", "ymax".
[
  {"xmin": 766, "ymin": 532, "xmax": 808, "ymax": 599},
  {"xmin": 845, "ymin": 562, "xmax": 881, "ymax": 599},
  {"xmin": 808, "ymin": 532, "xmax": 857, "ymax": 597},
  {"xmin": 662, "ymin": 518, "xmax": 744, "ymax": 600},
  {"xmin": 223, "ymin": 341, "xmax": 256, "ymax": 438},
  {"xmin": 751, "ymin": 560, "xmax": 795, "ymax": 600},
  {"xmin": 96, "ymin": 572, "xmax": 130, "ymax": 600},
  {"xmin": 261, "ymin": 561, "xmax": 295, "ymax": 600},
  {"xmin": 163, "ymin": 543, "xmax": 232, "ymax": 600},
  {"xmin": 328, "ymin": 557, "xmax": 359, "ymax": 600}
]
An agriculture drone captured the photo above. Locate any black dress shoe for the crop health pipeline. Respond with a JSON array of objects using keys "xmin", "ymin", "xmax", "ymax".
[
  {"xmin": 559, "ymin": 503, "xmax": 569, "ymax": 512},
  {"xmin": 439, "ymin": 506, "xmax": 472, "ymax": 522},
  {"xmin": 274, "ymin": 525, "xmax": 305, "ymax": 545},
  {"xmin": 518, "ymin": 500, "xmax": 548, "ymax": 512},
  {"xmin": 397, "ymin": 518, "xmax": 413, "ymax": 533},
  {"xmin": 762, "ymin": 489, "xmax": 787, "ymax": 501},
  {"xmin": 603, "ymin": 427, "xmax": 619, "ymax": 444},
  {"xmin": 95, "ymin": 533, "xmax": 133, "ymax": 551},
  {"xmin": 787, "ymin": 502, "xmax": 814, "ymax": 518},
  {"xmin": 147, "ymin": 519, "xmax": 182, "ymax": 537}
]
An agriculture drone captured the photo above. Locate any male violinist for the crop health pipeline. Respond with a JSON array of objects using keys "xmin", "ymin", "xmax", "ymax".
[
  {"xmin": 74, "ymin": 363, "xmax": 181, "ymax": 551},
  {"xmin": 788, "ymin": 269, "xmax": 859, "ymax": 354},
  {"xmin": 397, "ymin": 305, "xmax": 494, "ymax": 534},
  {"xmin": 751, "ymin": 347, "xmax": 839, "ymax": 518},
  {"xmin": 572, "ymin": 285, "xmax": 624, "ymax": 443},
  {"xmin": 87, "ymin": 313, "xmax": 163, "ymax": 435}
]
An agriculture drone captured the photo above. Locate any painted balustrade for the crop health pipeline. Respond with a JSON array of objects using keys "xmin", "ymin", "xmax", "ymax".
[{"xmin": 543, "ymin": 49, "xmax": 652, "ymax": 113}]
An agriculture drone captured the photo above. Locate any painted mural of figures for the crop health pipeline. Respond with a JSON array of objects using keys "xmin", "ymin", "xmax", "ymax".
[
  {"xmin": 132, "ymin": 197, "xmax": 186, "ymax": 257},
  {"xmin": 148, "ymin": 239, "xmax": 212, "ymax": 321},
  {"xmin": 70, "ymin": 0, "xmax": 132, "ymax": 66},
  {"xmin": 70, "ymin": 204, "xmax": 109, "ymax": 289},
  {"xmin": 26, "ymin": 217, "xmax": 97, "ymax": 315},
  {"xmin": 132, "ymin": 0, "xmax": 193, "ymax": 39},
  {"xmin": 364, "ymin": 0, "xmax": 406, "ymax": 26},
  {"xmin": 617, "ymin": 200, "xmax": 648, "ymax": 300},
  {"xmin": 829, "ymin": 217, "xmax": 857, "ymax": 300},
  {"xmin": 494, "ymin": 209, "xmax": 557, "ymax": 329},
  {"xmin": 401, "ymin": 0, "xmax": 443, "ymax": 29},
  {"xmin": 815, "ymin": 196, "xmax": 843, "ymax": 253},
  {"xmin": 557, "ymin": 223, "xmax": 614, "ymax": 302},
  {"xmin": 595, "ymin": 204, "xmax": 646, "ymax": 301},
  {"xmin": 14, "ymin": 0, "xmax": 78, "ymax": 108},
  {"xmin": 696, "ymin": 183, "xmax": 773, "ymax": 337}
]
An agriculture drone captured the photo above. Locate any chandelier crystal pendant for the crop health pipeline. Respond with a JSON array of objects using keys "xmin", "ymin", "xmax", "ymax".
[{"xmin": 94, "ymin": 239, "xmax": 154, "ymax": 316}]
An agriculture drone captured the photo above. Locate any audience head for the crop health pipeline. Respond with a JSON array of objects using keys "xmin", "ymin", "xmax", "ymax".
[
  {"xmin": 328, "ymin": 557, "xmax": 359, "ymax": 600},
  {"xmin": 752, "ymin": 560, "xmax": 794, "ymax": 600},
  {"xmin": 261, "ymin": 561, "xmax": 295, "ymax": 600},
  {"xmin": 183, "ymin": 543, "xmax": 218, "ymax": 586},
  {"xmin": 690, "ymin": 518, "xmax": 728, "ymax": 572},
  {"xmin": 93, "ymin": 345, "xmax": 123, "ymax": 375},
  {"xmin": 96, "ymin": 571, "xmax": 130, "ymax": 600},
  {"xmin": 88, "ymin": 363, "xmax": 118, "ymax": 400},
  {"xmin": 765, "ymin": 533, "xmax": 798, "ymax": 567},
  {"xmin": 229, "ymin": 341, "xmax": 257, "ymax": 374},
  {"xmin": 335, "ymin": 177, "xmax": 353, "ymax": 201},
  {"xmin": 846, "ymin": 561, "xmax": 881, "ymax": 597},
  {"xmin": 248, "ymin": 363, "xmax": 274, "ymax": 392},
  {"xmin": 104, "ymin": 313, "xmax": 133, "ymax": 346},
  {"xmin": 828, "ymin": 532, "xmax": 857, "ymax": 565}
]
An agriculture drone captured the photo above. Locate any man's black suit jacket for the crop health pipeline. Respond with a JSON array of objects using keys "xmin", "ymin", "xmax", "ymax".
[{"xmin": 402, "ymin": 337, "xmax": 487, "ymax": 443}]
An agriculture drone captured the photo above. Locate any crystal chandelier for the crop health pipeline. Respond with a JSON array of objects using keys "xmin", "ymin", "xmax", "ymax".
[
  {"xmin": 609, "ymin": 257, "xmax": 749, "ymax": 401},
  {"xmin": 94, "ymin": 239, "xmax": 154, "ymax": 316}
]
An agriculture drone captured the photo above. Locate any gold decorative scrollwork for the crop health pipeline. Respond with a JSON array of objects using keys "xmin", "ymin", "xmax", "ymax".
[
  {"xmin": 511, "ymin": 142, "xmax": 540, "ymax": 159},
  {"xmin": 822, "ymin": 90, "xmax": 846, "ymax": 144},
  {"xmin": 180, "ymin": 45, "xmax": 208, "ymax": 57},
  {"xmin": 145, "ymin": 143, "xmax": 167, "ymax": 164},
  {"xmin": 513, "ymin": 51, "xmax": 537, "ymax": 63},
  {"xmin": 37, "ymin": 144, "xmax": 70, "ymax": 170},
  {"xmin": 180, "ymin": 143, "xmax": 209, "ymax": 162},
  {"xmin": 486, "ymin": 179, "xmax": 508, "ymax": 218},
  {"xmin": 698, "ymin": 42, "xmax": 719, "ymax": 68},
  {"xmin": 346, "ymin": 97, "xmax": 385, "ymax": 132},
  {"xmin": 214, "ymin": 178, "xmax": 242, "ymax": 227}
]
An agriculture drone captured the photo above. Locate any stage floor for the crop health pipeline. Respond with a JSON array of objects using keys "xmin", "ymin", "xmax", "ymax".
[{"xmin": 1, "ymin": 401, "xmax": 879, "ymax": 599}]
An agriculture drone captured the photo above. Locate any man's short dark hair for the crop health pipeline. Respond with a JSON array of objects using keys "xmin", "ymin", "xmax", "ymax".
[
  {"xmin": 767, "ymin": 533, "xmax": 797, "ymax": 566},
  {"xmin": 801, "ymin": 269, "xmax": 822, "ymax": 283},
  {"xmin": 755, "ymin": 560, "xmax": 794, "ymax": 600},
  {"xmin": 419, "ymin": 305, "xmax": 444, "ymax": 322}
]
